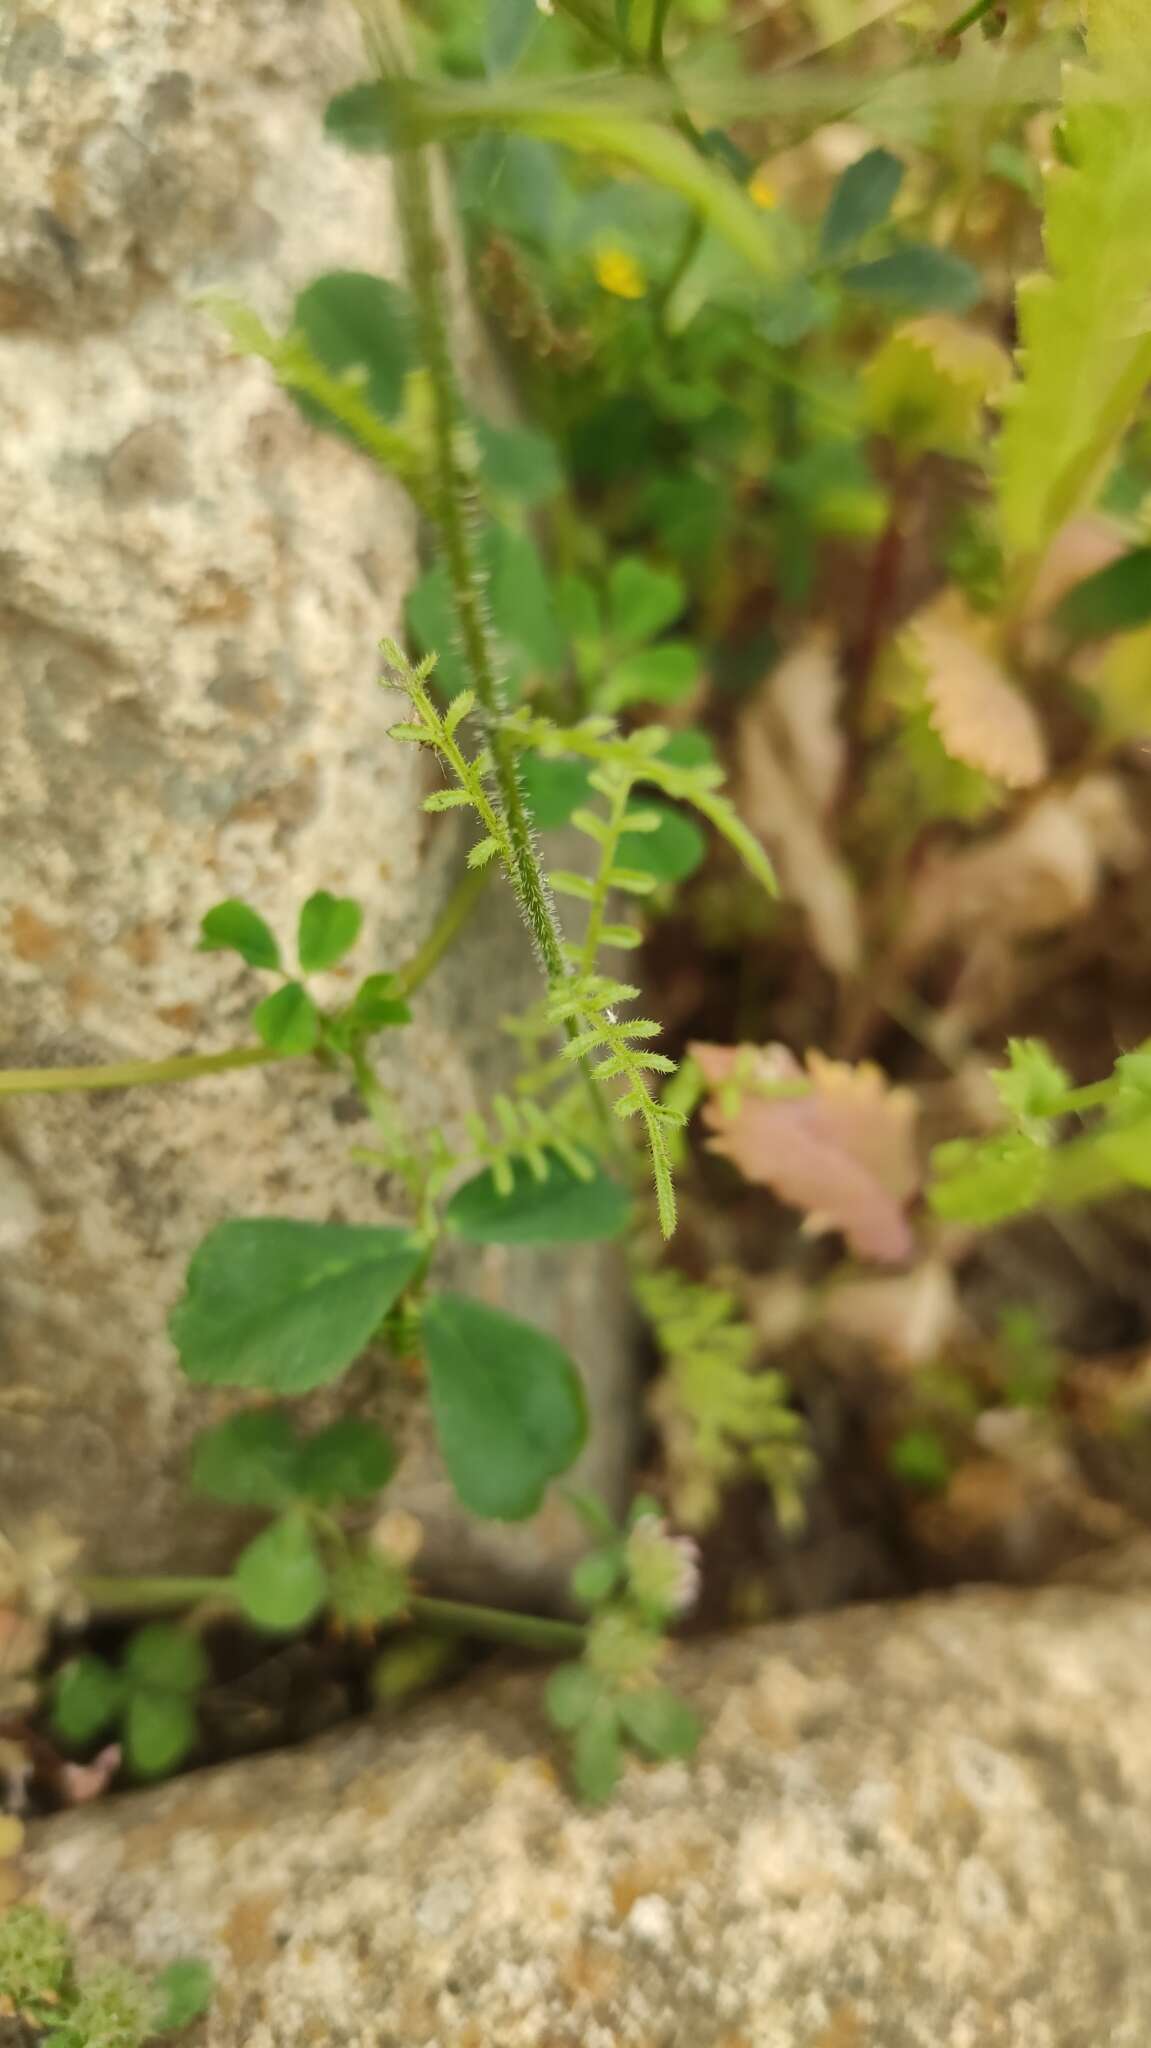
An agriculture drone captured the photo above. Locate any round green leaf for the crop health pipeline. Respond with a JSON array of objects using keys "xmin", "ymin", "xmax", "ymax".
[
  {"xmin": 296, "ymin": 1418, "xmax": 398, "ymax": 1504},
  {"xmin": 520, "ymin": 754, "xmax": 594, "ymax": 830},
  {"xmin": 621, "ymin": 802, "xmax": 706, "ymax": 883},
  {"xmin": 617, "ymin": 1685, "xmax": 702, "ymax": 1761},
  {"xmin": 152, "ymin": 1959, "xmax": 214, "ymax": 2033},
  {"xmin": 233, "ymin": 1516, "xmax": 329, "ymax": 1632},
  {"xmin": 421, "ymin": 1292, "xmax": 588, "ymax": 1520},
  {"xmin": 190, "ymin": 1410, "xmax": 302, "ymax": 1508},
  {"xmin": 544, "ymin": 1661, "xmax": 601, "ymax": 1731},
  {"xmin": 252, "ymin": 981, "xmax": 321, "ymax": 1055},
  {"xmin": 293, "ymin": 272, "xmax": 413, "ymax": 431},
  {"xmin": 445, "ymin": 1149, "xmax": 632, "ymax": 1246},
  {"xmin": 125, "ymin": 1690, "xmax": 198, "ymax": 1778},
  {"xmin": 53, "ymin": 1656, "xmax": 124, "ymax": 1746},
  {"xmin": 608, "ymin": 558, "xmax": 685, "ymax": 649},
  {"xmin": 600, "ymin": 643, "xmax": 700, "ymax": 711},
  {"xmin": 297, "ymin": 891, "xmax": 363, "ymax": 974},
  {"xmin": 571, "ymin": 1549, "xmax": 622, "ymax": 1608},
  {"xmin": 198, "ymin": 900, "xmax": 280, "ymax": 971},
  {"xmin": 169, "ymin": 1218, "xmax": 422, "ymax": 1394},
  {"xmin": 124, "ymin": 1625, "xmax": 208, "ymax": 1697}
]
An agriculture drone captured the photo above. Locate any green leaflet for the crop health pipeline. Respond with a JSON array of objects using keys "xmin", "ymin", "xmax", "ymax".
[{"xmin": 998, "ymin": 0, "xmax": 1151, "ymax": 569}]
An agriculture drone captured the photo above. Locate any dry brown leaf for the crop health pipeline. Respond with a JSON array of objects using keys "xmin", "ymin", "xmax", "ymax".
[
  {"xmin": 58, "ymin": 1743, "xmax": 122, "ymax": 1807},
  {"xmin": 692, "ymin": 1041, "xmax": 918, "ymax": 1264},
  {"xmin": 905, "ymin": 592, "xmax": 1047, "ymax": 789},
  {"xmin": 766, "ymin": 631, "xmax": 846, "ymax": 815},
  {"xmin": 823, "ymin": 1259, "xmax": 961, "ymax": 1370},
  {"xmin": 736, "ymin": 647, "xmax": 860, "ymax": 977}
]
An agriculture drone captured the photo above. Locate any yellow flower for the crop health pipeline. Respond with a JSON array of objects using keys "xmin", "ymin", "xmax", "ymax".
[
  {"xmin": 748, "ymin": 166, "xmax": 778, "ymax": 211},
  {"xmin": 594, "ymin": 244, "xmax": 646, "ymax": 300}
]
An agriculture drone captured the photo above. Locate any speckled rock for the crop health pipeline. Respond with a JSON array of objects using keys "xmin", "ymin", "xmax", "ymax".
[
  {"xmin": 20, "ymin": 1586, "xmax": 1151, "ymax": 2047},
  {"xmin": 0, "ymin": 0, "xmax": 632, "ymax": 1599}
]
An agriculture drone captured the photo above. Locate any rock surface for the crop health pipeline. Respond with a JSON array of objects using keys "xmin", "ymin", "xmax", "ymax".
[
  {"xmin": 0, "ymin": 0, "xmax": 631, "ymax": 1597},
  {"xmin": 20, "ymin": 1585, "xmax": 1151, "ymax": 2046}
]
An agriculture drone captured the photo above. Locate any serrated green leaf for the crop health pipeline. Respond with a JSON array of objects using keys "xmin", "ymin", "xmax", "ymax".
[
  {"xmin": 124, "ymin": 1625, "xmax": 208, "ymax": 1697},
  {"xmin": 153, "ymin": 1960, "xmax": 214, "ymax": 2033},
  {"xmin": 170, "ymin": 1218, "xmax": 422, "ymax": 1393},
  {"xmin": 467, "ymin": 835, "xmax": 501, "ymax": 870},
  {"xmin": 198, "ymin": 900, "xmax": 280, "ymax": 971},
  {"xmin": 252, "ymin": 981, "xmax": 321, "ymax": 1055},
  {"xmin": 545, "ymin": 1661, "xmax": 601, "ymax": 1731},
  {"xmin": 618, "ymin": 1685, "xmax": 702, "ymax": 1760},
  {"xmin": 422, "ymin": 1292, "xmax": 588, "ymax": 1519},
  {"xmin": 297, "ymin": 891, "xmax": 363, "ymax": 973},
  {"xmin": 821, "ymin": 147, "xmax": 904, "ymax": 259},
  {"xmin": 190, "ymin": 1410, "xmax": 302, "ymax": 1508},
  {"xmin": 52, "ymin": 1656, "xmax": 124, "ymax": 1746},
  {"xmin": 296, "ymin": 1418, "xmax": 398, "ymax": 1503},
  {"xmin": 992, "ymin": 1038, "xmax": 1072, "ymax": 1124},
  {"xmin": 291, "ymin": 272, "xmax": 412, "ymax": 434},
  {"xmin": 1098, "ymin": 1117, "xmax": 1151, "ymax": 1189},
  {"xmin": 234, "ymin": 1515, "xmax": 329, "ymax": 1632},
  {"xmin": 843, "ymin": 244, "xmax": 981, "ymax": 313},
  {"xmin": 125, "ymin": 1689, "xmax": 197, "ymax": 1778},
  {"xmin": 929, "ymin": 1134, "xmax": 1049, "ymax": 1224},
  {"xmin": 446, "ymin": 1150, "xmax": 631, "ymax": 1246},
  {"xmin": 999, "ymin": 5, "xmax": 1151, "ymax": 564}
]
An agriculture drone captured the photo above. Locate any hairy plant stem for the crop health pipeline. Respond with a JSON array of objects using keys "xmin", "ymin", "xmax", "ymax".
[
  {"xmin": 78, "ymin": 1575, "xmax": 585, "ymax": 1653},
  {"xmin": 359, "ymin": 0, "xmax": 568, "ymax": 990}
]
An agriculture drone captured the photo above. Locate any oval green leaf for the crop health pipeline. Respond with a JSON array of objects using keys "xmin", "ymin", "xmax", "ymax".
[
  {"xmin": 252, "ymin": 981, "xmax": 321, "ymax": 1055},
  {"xmin": 190, "ymin": 1410, "xmax": 303, "ymax": 1508},
  {"xmin": 123, "ymin": 1625, "xmax": 208, "ymax": 1697},
  {"xmin": 53, "ymin": 1656, "xmax": 124, "ymax": 1746},
  {"xmin": 297, "ymin": 891, "xmax": 363, "ymax": 973},
  {"xmin": 296, "ymin": 1417, "xmax": 398, "ymax": 1504},
  {"xmin": 821, "ymin": 147, "xmax": 904, "ymax": 260},
  {"xmin": 198, "ymin": 900, "xmax": 280, "ymax": 971},
  {"xmin": 421, "ymin": 1291, "xmax": 588, "ymax": 1519},
  {"xmin": 169, "ymin": 1218, "xmax": 422, "ymax": 1393},
  {"xmin": 233, "ymin": 1515, "xmax": 329, "ymax": 1632},
  {"xmin": 445, "ymin": 1150, "xmax": 631, "ymax": 1246},
  {"xmin": 125, "ymin": 1690, "xmax": 198, "ymax": 1778},
  {"xmin": 293, "ymin": 271, "xmax": 413, "ymax": 431}
]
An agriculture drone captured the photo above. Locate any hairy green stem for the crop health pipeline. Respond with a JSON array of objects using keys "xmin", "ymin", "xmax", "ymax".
[
  {"xmin": 78, "ymin": 1575, "xmax": 585, "ymax": 1653},
  {"xmin": 0, "ymin": 1045, "xmax": 290, "ymax": 1099},
  {"xmin": 358, "ymin": 0, "xmax": 569, "ymax": 989}
]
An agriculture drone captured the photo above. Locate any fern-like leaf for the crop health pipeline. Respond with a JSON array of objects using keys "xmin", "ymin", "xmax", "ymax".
[
  {"xmin": 998, "ymin": 2, "xmax": 1151, "ymax": 571},
  {"xmin": 636, "ymin": 1269, "xmax": 813, "ymax": 1532}
]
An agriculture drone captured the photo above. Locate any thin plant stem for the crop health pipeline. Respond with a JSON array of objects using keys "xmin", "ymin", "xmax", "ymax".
[
  {"xmin": 939, "ymin": 0, "xmax": 1001, "ymax": 39},
  {"xmin": 394, "ymin": 864, "xmax": 490, "ymax": 998},
  {"xmin": 78, "ymin": 1574, "xmax": 586, "ymax": 1653},
  {"xmin": 0, "ymin": 1045, "xmax": 290, "ymax": 1099}
]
